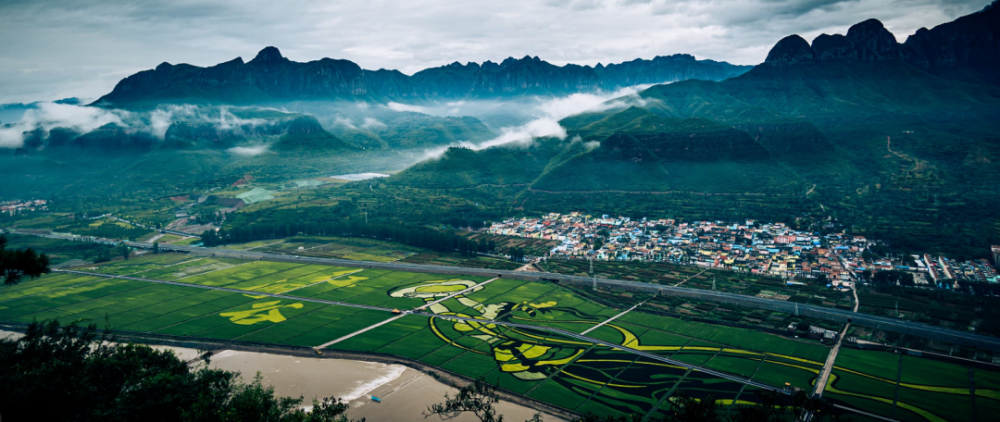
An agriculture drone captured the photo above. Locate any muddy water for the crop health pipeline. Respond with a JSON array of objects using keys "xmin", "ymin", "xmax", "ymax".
[{"xmin": 206, "ymin": 350, "xmax": 565, "ymax": 422}]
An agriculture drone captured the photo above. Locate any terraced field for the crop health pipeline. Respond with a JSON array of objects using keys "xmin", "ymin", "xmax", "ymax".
[{"xmin": 0, "ymin": 253, "xmax": 995, "ymax": 420}]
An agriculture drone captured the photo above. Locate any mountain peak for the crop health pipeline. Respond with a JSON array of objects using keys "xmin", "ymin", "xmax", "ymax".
[
  {"xmin": 764, "ymin": 35, "xmax": 815, "ymax": 66},
  {"xmin": 846, "ymin": 19, "xmax": 900, "ymax": 60},
  {"xmin": 251, "ymin": 46, "xmax": 285, "ymax": 64},
  {"xmin": 766, "ymin": 18, "xmax": 903, "ymax": 66}
]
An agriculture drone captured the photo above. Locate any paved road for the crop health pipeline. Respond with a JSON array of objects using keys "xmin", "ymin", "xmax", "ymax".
[
  {"xmin": 112, "ymin": 217, "xmax": 201, "ymax": 238},
  {"xmin": 14, "ymin": 229, "xmax": 1000, "ymax": 351},
  {"xmin": 814, "ymin": 281, "xmax": 858, "ymax": 398},
  {"xmin": 581, "ymin": 298, "xmax": 648, "ymax": 336}
]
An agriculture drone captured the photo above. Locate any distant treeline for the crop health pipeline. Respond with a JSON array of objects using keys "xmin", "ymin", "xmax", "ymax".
[{"xmin": 201, "ymin": 221, "xmax": 495, "ymax": 255}]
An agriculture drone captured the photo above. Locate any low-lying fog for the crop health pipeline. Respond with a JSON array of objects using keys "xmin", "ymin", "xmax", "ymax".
[{"xmin": 0, "ymin": 84, "xmax": 655, "ymax": 163}]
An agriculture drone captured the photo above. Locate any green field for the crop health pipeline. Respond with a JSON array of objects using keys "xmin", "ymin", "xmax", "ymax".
[{"xmin": 0, "ymin": 253, "xmax": 993, "ymax": 421}]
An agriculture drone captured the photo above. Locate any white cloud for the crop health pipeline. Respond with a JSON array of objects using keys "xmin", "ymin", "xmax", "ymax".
[
  {"xmin": 332, "ymin": 116, "xmax": 357, "ymax": 129},
  {"xmin": 227, "ymin": 145, "xmax": 269, "ymax": 156},
  {"xmin": 361, "ymin": 117, "xmax": 387, "ymax": 130},
  {"xmin": 0, "ymin": 102, "xmax": 125, "ymax": 148},
  {"xmin": 0, "ymin": 103, "xmax": 281, "ymax": 148},
  {"xmin": 386, "ymin": 102, "xmax": 427, "ymax": 113},
  {"xmin": 419, "ymin": 84, "xmax": 649, "ymax": 158}
]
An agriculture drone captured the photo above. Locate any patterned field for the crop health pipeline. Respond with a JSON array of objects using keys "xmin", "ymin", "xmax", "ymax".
[{"xmin": 0, "ymin": 252, "xmax": 995, "ymax": 421}]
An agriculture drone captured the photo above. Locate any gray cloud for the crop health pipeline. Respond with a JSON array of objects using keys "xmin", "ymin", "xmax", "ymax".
[{"xmin": 0, "ymin": 0, "xmax": 988, "ymax": 103}]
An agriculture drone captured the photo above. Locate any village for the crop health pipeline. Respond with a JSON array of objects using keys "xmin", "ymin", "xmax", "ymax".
[
  {"xmin": 487, "ymin": 212, "xmax": 1000, "ymax": 287},
  {"xmin": 0, "ymin": 199, "xmax": 47, "ymax": 216}
]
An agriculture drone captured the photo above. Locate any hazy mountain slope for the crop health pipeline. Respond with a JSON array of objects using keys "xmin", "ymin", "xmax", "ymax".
[{"xmin": 390, "ymin": 108, "xmax": 804, "ymax": 195}]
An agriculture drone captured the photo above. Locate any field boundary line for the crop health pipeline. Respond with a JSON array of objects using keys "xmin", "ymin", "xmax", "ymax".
[
  {"xmin": 523, "ymin": 343, "xmax": 598, "ymax": 396},
  {"xmin": 891, "ymin": 353, "xmax": 903, "ymax": 418},
  {"xmin": 230, "ymin": 303, "xmax": 346, "ymax": 343},
  {"xmin": 673, "ymin": 269, "xmax": 708, "ymax": 287},
  {"xmin": 726, "ymin": 355, "xmax": 770, "ymax": 416},
  {"xmin": 434, "ymin": 324, "xmax": 516, "ymax": 371},
  {"xmin": 832, "ymin": 404, "xmax": 899, "ymax": 422},
  {"xmin": 641, "ymin": 368, "xmax": 693, "ymax": 422},
  {"xmin": 54, "ymin": 269, "xmax": 395, "ymax": 312},
  {"xmin": 122, "ymin": 293, "xmax": 264, "ymax": 334},
  {"xmin": 242, "ymin": 241, "xmax": 287, "ymax": 251},
  {"xmin": 176, "ymin": 261, "xmax": 252, "ymax": 281},
  {"xmin": 7, "ymin": 277, "xmax": 162, "ymax": 321},
  {"xmin": 969, "ymin": 368, "xmax": 977, "ymax": 422},
  {"xmin": 416, "ymin": 277, "xmax": 500, "ymax": 312},
  {"xmin": 314, "ymin": 273, "xmax": 500, "ymax": 350},
  {"xmin": 0, "ymin": 276, "xmax": 113, "ymax": 305},
  {"xmin": 278, "ymin": 269, "xmax": 365, "ymax": 294},
  {"xmin": 574, "ymin": 353, "xmax": 643, "ymax": 412}
]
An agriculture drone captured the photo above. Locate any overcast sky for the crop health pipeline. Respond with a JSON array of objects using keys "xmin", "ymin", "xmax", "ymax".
[{"xmin": 0, "ymin": 0, "xmax": 989, "ymax": 104}]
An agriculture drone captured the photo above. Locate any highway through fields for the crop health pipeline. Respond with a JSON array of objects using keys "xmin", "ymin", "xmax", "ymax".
[
  {"xmin": 13, "ymin": 229, "xmax": 1000, "ymax": 351},
  {"xmin": 51, "ymin": 268, "xmax": 790, "ymax": 397}
]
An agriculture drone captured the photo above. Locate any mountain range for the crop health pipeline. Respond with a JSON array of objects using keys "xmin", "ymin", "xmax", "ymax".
[
  {"xmin": 94, "ymin": 50, "xmax": 750, "ymax": 106},
  {"xmin": 387, "ymin": 2, "xmax": 1000, "ymax": 257}
]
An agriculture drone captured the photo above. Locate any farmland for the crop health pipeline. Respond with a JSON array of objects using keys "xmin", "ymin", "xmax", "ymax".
[
  {"xmin": 539, "ymin": 259, "xmax": 855, "ymax": 310},
  {"xmin": 0, "ymin": 252, "xmax": 995, "ymax": 421},
  {"xmin": 217, "ymin": 235, "xmax": 523, "ymax": 270}
]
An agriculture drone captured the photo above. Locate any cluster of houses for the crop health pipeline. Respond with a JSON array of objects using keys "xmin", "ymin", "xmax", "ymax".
[
  {"xmin": 486, "ymin": 212, "xmax": 999, "ymax": 286},
  {"xmin": 917, "ymin": 254, "xmax": 1000, "ymax": 285},
  {"xmin": 0, "ymin": 199, "xmax": 47, "ymax": 216}
]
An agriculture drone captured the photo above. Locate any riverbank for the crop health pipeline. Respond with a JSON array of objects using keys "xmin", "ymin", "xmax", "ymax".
[{"xmin": 0, "ymin": 329, "xmax": 566, "ymax": 422}]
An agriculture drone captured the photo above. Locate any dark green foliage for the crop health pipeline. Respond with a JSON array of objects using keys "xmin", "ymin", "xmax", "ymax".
[
  {"xmin": 0, "ymin": 320, "xmax": 360, "ymax": 422},
  {"xmin": 0, "ymin": 235, "xmax": 50, "ymax": 286},
  {"xmin": 426, "ymin": 377, "xmax": 541, "ymax": 422},
  {"xmin": 271, "ymin": 117, "xmax": 358, "ymax": 152},
  {"xmin": 391, "ymin": 108, "xmax": 803, "ymax": 195},
  {"xmin": 862, "ymin": 270, "xmax": 915, "ymax": 286},
  {"xmin": 508, "ymin": 247, "xmax": 526, "ymax": 263},
  {"xmin": 72, "ymin": 222, "xmax": 152, "ymax": 241},
  {"xmin": 0, "ymin": 234, "xmax": 113, "ymax": 265},
  {"xmin": 657, "ymin": 390, "xmax": 844, "ymax": 422},
  {"xmin": 203, "ymin": 220, "xmax": 494, "ymax": 256}
]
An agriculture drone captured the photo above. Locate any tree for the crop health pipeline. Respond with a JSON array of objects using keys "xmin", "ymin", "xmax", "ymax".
[
  {"xmin": 662, "ymin": 392, "xmax": 723, "ymax": 422},
  {"xmin": 426, "ymin": 377, "xmax": 540, "ymax": 422},
  {"xmin": 0, "ymin": 235, "xmax": 50, "ymax": 286},
  {"xmin": 120, "ymin": 242, "xmax": 130, "ymax": 260},
  {"xmin": 0, "ymin": 320, "xmax": 362, "ymax": 422},
  {"xmin": 153, "ymin": 241, "xmax": 160, "ymax": 254}
]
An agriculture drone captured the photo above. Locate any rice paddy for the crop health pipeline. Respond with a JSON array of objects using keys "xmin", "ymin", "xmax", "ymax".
[{"xmin": 0, "ymin": 252, "xmax": 995, "ymax": 421}]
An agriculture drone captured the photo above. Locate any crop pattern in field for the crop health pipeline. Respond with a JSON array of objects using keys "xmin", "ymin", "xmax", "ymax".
[{"xmin": 0, "ymin": 253, "xmax": 995, "ymax": 421}]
